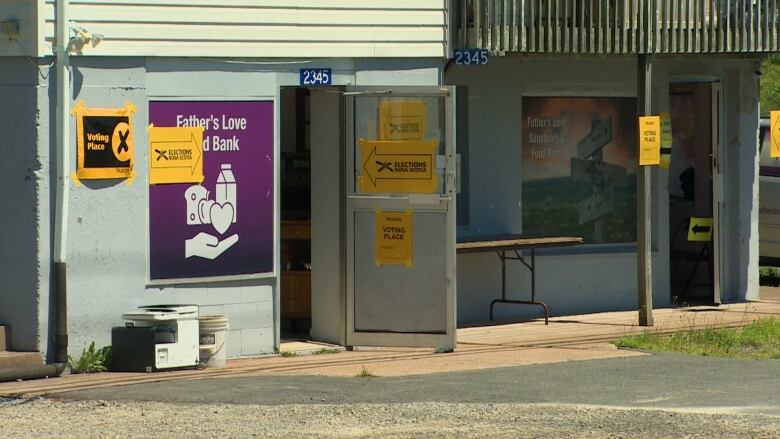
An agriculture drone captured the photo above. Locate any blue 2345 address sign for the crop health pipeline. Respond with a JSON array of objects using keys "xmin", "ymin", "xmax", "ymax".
[{"xmin": 300, "ymin": 68, "xmax": 332, "ymax": 86}]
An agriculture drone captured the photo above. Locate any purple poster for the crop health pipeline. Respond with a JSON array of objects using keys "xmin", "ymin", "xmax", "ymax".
[{"xmin": 149, "ymin": 101, "xmax": 274, "ymax": 281}]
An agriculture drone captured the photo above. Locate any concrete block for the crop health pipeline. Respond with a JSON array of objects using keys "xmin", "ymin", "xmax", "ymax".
[
  {"xmin": 208, "ymin": 286, "xmax": 243, "ymax": 305},
  {"xmin": 0, "ymin": 326, "xmax": 6, "ymax": 351},
  {"xmin": 226, "ymin": 329, "xmax": 242, "ymax": 358},
  {"xmin": 199, "ymin": 305, "xmax": 224, "ymax": 317},
  {"xmin": 240, "ymin": 328, "xmax": 274, "ymax": 356},
  {"xmin": 241, "ymin": 285, "xmax": 273, "ymax": 303},
  {"xmin": 257, "ymin": 301, "xmax": 274, "ymax": 325},
  {"xmin": 223, "ymin": 303, "xmax": 258, "ymax": 331}
]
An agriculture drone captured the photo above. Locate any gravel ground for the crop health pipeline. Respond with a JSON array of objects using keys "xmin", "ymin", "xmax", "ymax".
[{"xmin": 1, "ymin": 398, "xmax": 778, "ymax": 438}]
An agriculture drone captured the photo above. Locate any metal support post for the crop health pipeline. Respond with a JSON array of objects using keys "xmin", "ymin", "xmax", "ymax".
[{"xmin": 637, "ymin": 54, "xmax": 654, "ymax": 326}]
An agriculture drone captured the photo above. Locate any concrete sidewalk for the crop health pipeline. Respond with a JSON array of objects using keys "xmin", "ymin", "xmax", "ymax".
[{"xmin": 1, "ymin": 300, "xmax": 777, "ymax": 398}]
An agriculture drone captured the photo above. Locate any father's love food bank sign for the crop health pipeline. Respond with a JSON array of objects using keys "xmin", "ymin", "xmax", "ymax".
[{"xmin": 148, "ymin": 101, "xmax": 274, "ymax": 282}]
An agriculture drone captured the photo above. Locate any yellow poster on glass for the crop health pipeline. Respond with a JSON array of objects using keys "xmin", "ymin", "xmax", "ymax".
[
  {"xmin": 379, "ymin": 100, "xmax": 427, "ymax": 141},
  {"xmin": 358, "ymin": 138, "xmax": 438, "ymax": 194},
  {"xmin": 638, "ymin": 115, "xmax": 661, "ymax": 166},
  {"xmin": 375, "ymin": 210, "xmax": 413, "ymax": 267},
  {"xmin": 72, "ymin": 100, "xmax": 137, "ymax": 180}
]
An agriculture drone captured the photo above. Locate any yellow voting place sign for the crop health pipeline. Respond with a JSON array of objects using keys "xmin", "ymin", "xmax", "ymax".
[
  {"xmin": 72, "ymin": 100, "xmax": 137, "ymax": 181},
  {"xmin": 375, "ymin": 210, "xmax": 413, "ymax": 266},
  {"xmin": 771, "ymin": 110, "xmax": 780, "ymax": 158},
  {"xmin": 359, "ymin": 139, "xmax": 438, "ymax": 194},
  {"xmin": 639, "ymin": 115, "xmax": 661, "ymax": 166},
  {"xmin": 379, "ymin": 100, "xmax": 427, "ymax": 141},
  {"xmin": 688, "ymin": 217, "xmax": 713, "ymax": 242},
  {"xmin": 148, "ymin": 125, "xmax": 205, "ymax": 184}
]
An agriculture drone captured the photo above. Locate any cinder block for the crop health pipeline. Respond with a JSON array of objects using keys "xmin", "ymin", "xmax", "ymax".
[
  {"xmin": 226, "ymin": 329, "xmax": 242, "ymax": 358},
  {"xmin": 241, "ymin": 328, "xmax": 274, "ymax": 356},
  {"xmin": 0, "ymin": 326, "xmax": 6, "ymax": 351}
]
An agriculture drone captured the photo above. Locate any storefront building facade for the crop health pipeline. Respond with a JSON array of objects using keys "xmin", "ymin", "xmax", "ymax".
[{"xmin": 0, "ymin": 1, "xmax": 777, "ymax": 363}]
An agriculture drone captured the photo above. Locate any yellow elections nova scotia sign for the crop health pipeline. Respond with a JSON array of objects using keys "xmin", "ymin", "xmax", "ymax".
[
  {"xmin": 358, "ymin": 139, "xmax": 438, "ymax": 194},
  {"xmin": 148, "ymin": 125, "xmax": 205, "ymax": 184}
]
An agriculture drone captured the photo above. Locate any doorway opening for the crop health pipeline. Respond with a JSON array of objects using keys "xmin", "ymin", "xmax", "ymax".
[
  {"xmin": 280, "ymin": 87, "xmax": 312, "ymax": 340},
  {"xmin": 667, "ymin": 82, "xmax": 720, "ymax": 305}
]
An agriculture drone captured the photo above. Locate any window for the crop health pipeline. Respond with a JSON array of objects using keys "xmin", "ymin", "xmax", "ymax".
[{"xmin": 521, "ymin": 97, "xmax": 638, "ymax": 244}]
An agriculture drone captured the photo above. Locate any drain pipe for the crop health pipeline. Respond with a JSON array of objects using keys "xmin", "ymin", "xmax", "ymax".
[
  {"xmin": 1, "ymin": 0, "xmax": 70, "ymax": 384},
  {"xmin": 0, "ymin": 363, "xmax": 68, "ymax": 383},
  {"xmin": 52, "ymin": 0, "xmax": 70, "ymax": 366}
]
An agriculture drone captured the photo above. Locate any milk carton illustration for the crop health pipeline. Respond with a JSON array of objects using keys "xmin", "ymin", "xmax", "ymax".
[{"xmin": 216, "ymin": 163, "xmax": 237, "ymax": 223}]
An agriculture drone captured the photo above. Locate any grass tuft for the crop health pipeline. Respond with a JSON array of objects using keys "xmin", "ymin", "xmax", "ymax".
[
  {"xmin": 355, "ymin": 365, "xmax": 377, "ymax": 378},
  {"xmin": 68, "ymin": 342, "xmax": 112, "ymax": 374},
  {"xmin": 312, "ymin": 348, "xmax": 342, "ymax": 355},
  {"xmin": 614, "ymin": 318, "xmax": 780, "ymax": 360},
  {"xmin": 279, "ymin": 350, "xmax": 297, "ymax": 358}
]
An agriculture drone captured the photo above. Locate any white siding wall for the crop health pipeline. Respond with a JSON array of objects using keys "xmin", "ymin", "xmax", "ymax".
[
  {"xmin": 0, "ymin": 1, "xmax": 43, "ymax": 56},
  {"xmin": 42, "ymin": 0, "xmax": 447, "ymax": 58}
]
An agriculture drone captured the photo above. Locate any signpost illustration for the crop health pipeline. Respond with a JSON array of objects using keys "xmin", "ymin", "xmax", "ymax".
[
  {"xmin": 358, "ymin": 139, "xmax": 438, "ymax": 194},
  {"xmin": 149, "ymin": 125, "xmax": 204, "ymax": 184},
  {"xmin": 570, "ymin": 117, "xmax": 626, "ymax": 241}
]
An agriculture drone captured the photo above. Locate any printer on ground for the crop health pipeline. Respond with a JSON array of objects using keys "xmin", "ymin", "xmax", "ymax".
[{"xmin": 111, "ymin": 305, "xmax": 199, "ymax": 372}]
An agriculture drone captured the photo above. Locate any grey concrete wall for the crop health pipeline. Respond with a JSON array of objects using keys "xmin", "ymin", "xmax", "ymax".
[
  {"xmin": 446, "ymin": 55, "xmax": 759, "ymax": 324},
  {"xmin": 0, "ymin": 58, "xmax": 49, "ymax": 352},
  {"xmin": 56, "ymin": 57, "xmax": 278, "ymax": 359}
]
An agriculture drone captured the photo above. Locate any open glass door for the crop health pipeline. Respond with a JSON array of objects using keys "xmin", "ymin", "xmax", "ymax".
[{"xmin": 345, "ymin": 86, "xmax": 456, "ymax": 349}]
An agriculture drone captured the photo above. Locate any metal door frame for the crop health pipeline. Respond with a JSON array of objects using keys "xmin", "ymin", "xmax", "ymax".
[
  {"xmin": 711, "ymin": 82, "xmax": 724, "ymax": 304},
  {"xmin": 344, "ymin": 86, "xmax": 456, "ymax": 349}
]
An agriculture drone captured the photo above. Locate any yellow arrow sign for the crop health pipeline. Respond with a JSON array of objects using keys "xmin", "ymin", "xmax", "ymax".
[
  {"xmin": 149, "ymin": 125, "xmax": 204, "ymax": 184},
  {"xmin": 358, "ymin": 139, "xmax": 438, "ymax": 194},
  {"xmin": 771, "ymin": 110, "xmax": 780, "ymax": 158},
  {"xmin": 688, "ymin": 217, "xmax": 713, "ymax": 242}
]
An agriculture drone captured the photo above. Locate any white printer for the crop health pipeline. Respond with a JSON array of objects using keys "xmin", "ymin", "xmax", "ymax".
[{"xmin": 111, "ymin": 305, "xmax": 199, "ymax": 372}]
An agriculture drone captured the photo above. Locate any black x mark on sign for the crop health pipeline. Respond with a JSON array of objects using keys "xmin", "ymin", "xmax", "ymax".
[
  {"xmin": 376, "ymin": 161, "xmax": 393, "ymax": 172},
  {"xmin": 155, "ymin": 149, "xmax": 169, "ymax": 161},
  {"xmin": 117, "ymin": 130, "xmax": 130, "ymax": 154}
]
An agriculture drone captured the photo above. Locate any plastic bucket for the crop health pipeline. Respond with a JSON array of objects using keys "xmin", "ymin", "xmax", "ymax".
[{"xmin": 198, "ymin": 315, "xmax": 229, "ymax": 368}]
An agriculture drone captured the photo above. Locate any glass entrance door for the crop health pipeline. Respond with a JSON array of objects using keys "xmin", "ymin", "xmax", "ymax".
[{"xmin": 345, "ymin": 87, "xmax": 456, "ymax": 349}]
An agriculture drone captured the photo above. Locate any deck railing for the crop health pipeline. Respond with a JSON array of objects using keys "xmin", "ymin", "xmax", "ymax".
[{"xmin": 456, "ymin": 0, "xmax": 780, "ymax": 53}]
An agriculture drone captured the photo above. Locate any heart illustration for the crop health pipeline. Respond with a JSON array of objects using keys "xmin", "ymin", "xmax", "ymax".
[{"xmin": 210, "ymin": 202, "xmax": 235, "ymax": 235}]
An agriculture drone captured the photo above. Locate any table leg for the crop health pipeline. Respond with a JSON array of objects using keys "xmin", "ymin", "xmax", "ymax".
[{"xmin": 489, "ymin": 248, "xmax": 549, "ymax": 325}]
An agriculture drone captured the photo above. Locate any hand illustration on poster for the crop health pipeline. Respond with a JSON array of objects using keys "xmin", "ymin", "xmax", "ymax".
[{"xmin": 184, "ymin": 163, "xmax": 239, "ymax": 260}]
